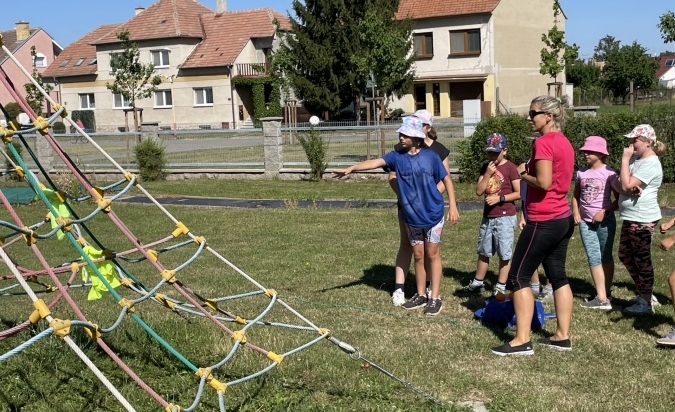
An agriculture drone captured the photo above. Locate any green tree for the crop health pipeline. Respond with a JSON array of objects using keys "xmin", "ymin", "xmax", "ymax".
[
  {"xmin": 592, "ymin": 35, "xmax": 621, "ymax": 62},
  {"xmin": 601, "ymin": 41, "xmax": 659, "ymax": 102},
  {"xmin": 540, "ymin": 0, "xmax": 579, "ymax": 93},
  {"xmin": 24, "ymin": 46, "xmax": 53, "ymax": 117},
  {"xmin": 658, "ymin": 11, "xmax": 675, "ymax": 43},
  {"xmin": 106, "ymin": 30, "xmax": 162, "ymax": 136},
  {"xmin": 565, "ymin": 59, "xmax": 602, "ymax": 89},
  {"xmin": 274, "ymin": 0, "xmax": 413, "ymax": 118}
]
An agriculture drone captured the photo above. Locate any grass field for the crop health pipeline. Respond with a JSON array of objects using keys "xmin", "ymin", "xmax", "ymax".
[{"xmin": 1, "ymin": 179, "xmax": 675, "ymax": 411}]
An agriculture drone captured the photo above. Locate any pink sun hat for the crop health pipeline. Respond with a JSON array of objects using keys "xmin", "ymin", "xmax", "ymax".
[
  {"xmin": 413, "ymin": 109, "xmax": 433, "ymax": 127},
  {"xmin": 579, "ymin": 135, "xmax": 609, "ymax": 155}
]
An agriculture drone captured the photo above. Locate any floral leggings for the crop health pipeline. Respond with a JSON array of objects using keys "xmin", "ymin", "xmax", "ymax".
[{"xmin": 618, "ymin": 220, "xmax": 657, "ymax": 297}]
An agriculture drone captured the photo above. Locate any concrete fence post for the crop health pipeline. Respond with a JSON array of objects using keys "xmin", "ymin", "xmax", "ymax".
[
  {"xmin": 36, "ymin": 134, "xmax": 54, "ymax": 173},
  {"xmin": 262, "ymin": 117, "xmax": 283, "ymax": 177}
]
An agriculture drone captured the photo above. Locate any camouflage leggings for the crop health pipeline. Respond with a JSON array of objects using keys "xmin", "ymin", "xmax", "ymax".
[{"xmin": 618, "ymin": 220, "xmax": 657, "ymax": 296}]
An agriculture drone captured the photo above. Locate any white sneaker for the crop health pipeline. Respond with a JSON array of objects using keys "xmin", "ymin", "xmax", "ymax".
[
  {"xmin": 624, "ymin": 297, "xmax": 654, "ymax": 314},
  {"xmin": 392, "ymin": 289, "xmax": 406, "ymax": 306},
  {"xmin": 628, "ymin": 295, "xmax": 661, "ymax": 307}
]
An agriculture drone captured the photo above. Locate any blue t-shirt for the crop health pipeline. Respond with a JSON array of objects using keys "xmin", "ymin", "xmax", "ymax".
[{"xmin": 382, "ymin": 149, "xmax": 448, "ymax": 228}]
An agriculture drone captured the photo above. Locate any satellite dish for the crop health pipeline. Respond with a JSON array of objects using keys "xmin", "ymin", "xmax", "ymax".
[{"xmin": 17, "ymin": 112, "xmax": 30, "ymax": 125}]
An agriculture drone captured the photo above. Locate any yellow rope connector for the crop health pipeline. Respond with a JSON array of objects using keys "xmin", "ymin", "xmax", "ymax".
[
  {"xmin": 50, "ymin": 319, "xmax": 71, "ymax": 338},
  {"xmin": 267, "ymin": 351, "xmax": 284, "ymax": 364},
  {"xmin": 0, "ymin": 127, "xmax": 13, "ymax": 143},
  {"xmin": 232, "ymin": 330, "xmax": 247, "ymax": 344},
  {"xmin": 29, "ymin": 299, "xmax": 51, "ymax": 323},
  {"xmin": 172, "ymin": 222, "xmax": 189, "ymax": 238},
  {"xmin": 234, "ymin": 316, "xmax": 247, "ymax": 325},
  {"xmin": 317, "ymin": 328, "xmax": 330, "ymax": 337},
  {"xmin": 205, "ymin": 299, "xmax": 218, "ymax": 311},
  {"xmin": 208, "ymin": 378, "xmax": 227, "ymax": 393},
  {"xmin": 92, "ymin": 186, "xmax": 104, "ymax": 201},
  {"xmin": 97, "ymin": 197, "xmax": 112, "ymax": 213},
  {"xmin": 264, "ymin": 289, "xmax": 276, "ymax": 299},
  {"xmin": 53, "ymin": 104, "xmax": 67, "ymax": 118},
  {"xmin": 70, "ymin": 262, "xmax": 80, "ymax": 273},
  {"xmin": 118, "ymin": 298, "xmax": 136, "ymax": 314},
  {"xmin": 76, "ymin": 237, "xmax": 87, "ymax": 247},
  {"xmin": 85, "ymin": 324, "xmax": 101, "ymax": 340},
  {"xmin": 33, "ymin": 117, "xmax": 50, "ymax": 136},
  {"xmin": 120, "ymin": 278, "xmax": 134, "ymax": 287},
  {"xmin": 147, "ymin": 249, "xmax": 158, "ymax": 262},
  {"xmin": 154, "ymin": 293, "xmax": 176, "ymax": 310},
  {"xmin": 22, "ymin": 227, "xmax": 37, "ymax": 246},
  {"xmin": 124, "ymin": 172, "xmax": 137, "ymax": 185},
  {"xmin": 165, "ymin": 404, "xmax": 182, "ymax": 412},
  {"xmin": 14, "ymin": 166, "xmax": 24, "ymax": 178},
  {"xmin": 161, "ymin": 269, "xmax": 176, "ymax": 284},
  {"xmin": 44, "ymin": 285, "xmax": 56, "ymax": 293},
  {"xmin": 193, "ymin": 236, "xmax": 206, "ymax": 246},
  {"xmin": 56, "ymin": 216, "xmax": 73, "ymax": 233},
  {"xmin": 195, "ymin": 367, "xmax": 212, "ymax": 379}
]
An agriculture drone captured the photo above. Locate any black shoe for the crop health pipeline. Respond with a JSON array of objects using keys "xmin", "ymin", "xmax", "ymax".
[
  {"xmin": 491, "ymin": 341, "xmax": 534, "ymax": 356},
  {"xmin": 537, "ymin": 337, "xmax": 572, "ymax": 351},
  {"xmin": 401, "ymin": 293, "xmax": 428, "ymax": 310},
  {"xmin": 424, "ymin": 297, "xmax": 443, "ymax": 316}
]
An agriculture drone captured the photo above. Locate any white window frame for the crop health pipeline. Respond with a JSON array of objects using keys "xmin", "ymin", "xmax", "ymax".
[
  {"xmin": 151, "ymin": 49, "xmax": 170, "ymax": 67},
  {"xmin": 33, "ymin": 52, "xmax": 46, "ymax": 68},
  {"xmin": 194, "ymin": 87, "xmax": 214, "ymax": 106},
  {"xmin": 112, "ymin": 93, "xmax": 131, "ymax": 109},
  {"xmin": 79, "ymin": 93, "xmax": 96, "ymax": 109},
  {"xmin": 154, "ymin": 90, "xmax": 172, "ymax": 108}
]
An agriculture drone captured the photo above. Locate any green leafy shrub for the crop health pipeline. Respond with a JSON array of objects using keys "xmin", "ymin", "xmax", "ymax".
[
  {"xmin": 71, "ymin": 110, "xmax": 96, "ymax": 131},
  {"xmin": 52, "ymin": 121, "xmax": 66, "ymax": 134},
  {"xmin": 298, "ymin": 127, "xmax": 328, "ymax": 181},
  {"xmin": 457, "ymin": 113, "xmax": 533, "ymax": 182},
  {"xmin": 133, "ymin": 139, "xmax": 167, "ymax": 181}
]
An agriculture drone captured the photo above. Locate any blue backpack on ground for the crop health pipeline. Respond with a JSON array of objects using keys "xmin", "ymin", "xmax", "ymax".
[{"xmin": 474, "ymin": 298, "xmax": 549, "ymax": 330}]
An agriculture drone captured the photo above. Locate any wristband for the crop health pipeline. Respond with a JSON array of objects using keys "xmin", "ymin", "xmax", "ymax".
[
  {"xmin": 519, "ymin": 170, "xmax": 527, "ymax": 176},
  {"xmin": 499, "ymin": 195, "xmax": 506, "ymax": 203}
]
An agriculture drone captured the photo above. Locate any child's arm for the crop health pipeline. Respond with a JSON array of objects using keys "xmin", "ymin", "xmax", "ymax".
[
  {"xmin": 620, "ymin": 146, "xmax": 644, "ymax": 193},
  {"xmin": 485, "ymin": 177, "xmax": 521, "ymax": 206},
  {"xmin": 442, "ymin": 174, "xmax": 459, "ymax": 224},
  {"xmin": 436, "ymin": 157, "xmax": 451, "ymax": 194},
  {"xmin": 660, "ymin": 230, "xmax": 675, "ymax": 251},
  {"xmin": 388, "ymin": 171, "xmax": 400, "ymax": 198},
  {"xmin": 334, "ymin": 158, "xmax": 386, "ymax": 178},
  {"xmin": 476, "ymin": 162, "xmax": 493, "ymax": 196},
  {"xmin": 572, "ymin": 183, "xmax": 581, "ymax": 225}
]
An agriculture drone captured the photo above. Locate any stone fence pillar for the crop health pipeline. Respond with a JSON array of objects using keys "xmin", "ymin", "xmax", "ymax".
[{"xmin": 262, "ymin": 117, "xmax": 283, "ymax": 177}]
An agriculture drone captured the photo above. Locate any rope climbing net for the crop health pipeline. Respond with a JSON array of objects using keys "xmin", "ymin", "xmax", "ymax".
[{"xmin": 0, "ymin": 36, "xmax": 441, "ymax": 411}]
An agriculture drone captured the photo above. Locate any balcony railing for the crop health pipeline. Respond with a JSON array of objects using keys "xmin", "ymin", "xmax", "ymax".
[{"xmin": 235, "ymin": 62, "xmax": 270, "ymax": 77}]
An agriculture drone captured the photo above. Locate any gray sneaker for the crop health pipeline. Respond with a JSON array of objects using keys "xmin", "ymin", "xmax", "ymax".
[
  {"xmin": 401, "ymin": 293, "xmax": 428, "ymax": 310},
  {"xmin": 536, "ymin": 290, "xmax": 554, "ymax": 304},
  {"xmin": 424, "ymin": 297, "xmax": 443, "ymax": 316},
  {"xmin": 457, "ymin": 282, "xmax": 485, "ymax": 294},
  {"xmin": 656, "ymin": 329, "xmax": 675, "ymax": 346},
  {"xmin": 580, "ymin": 296, "xmax": 612, "ymax": 311}
]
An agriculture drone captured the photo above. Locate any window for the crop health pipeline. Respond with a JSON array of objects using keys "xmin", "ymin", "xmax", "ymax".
[
  {"xmin": 113, "ymin": 93, "xmax": 131, "ymax": 109},
  {"xmin": 194, "ymin": 87, "xmax": 213, "ymax": 106},
  {"xmin": 74, "ymin": 58, "xmax": 85, "ymax": 67},
  {"xmin": 450, "ymin": 29, "xmax": 481, "ymax": 56},
  {"xmin": 79, "ymin": 93, "xmax": 95, "ymax": 109},
  {"xmin": 414, "ymin": 33, "xmax": 433, "ymax": 58},
  {"xmin": 88, "ymin": 57, "xmax": 97, "ymax": 65},
  {"xmin": 34, "ymin": 52, "xmax": 46, "ymax": 67},
  {"xmin": 59, "ymin": 59, "xmax": 70, "ymax": 68},
  {"xmin": 154, "ymin": 90, "xmax": 172, "ymax": 108},
  {"xmin": 666, "ymin": 59, "xmax": 675, "ymax": 67},
  {"xmin": 151, "ymin": 50, "xmax": 170, "ymax": 67}
]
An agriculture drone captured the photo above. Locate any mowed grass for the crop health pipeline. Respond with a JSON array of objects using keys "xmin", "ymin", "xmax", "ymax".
[{"xmin": 1, "ymin": 180, "xmax": 675, "ymax": 411}]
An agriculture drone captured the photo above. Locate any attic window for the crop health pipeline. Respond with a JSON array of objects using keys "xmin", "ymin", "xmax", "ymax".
[
  {"xmin": 88, "ymin": 58, "xmax": 97, "ymax": 65},
  {"xmin": 666, "ymin": 59, "xmax": 675, "ymax": 67},
  {"xmin": 74, "ymin": 58, "xmax": 85, "ymax": 66},
  {"xmin": 59, "ymin": 59, "xmax": 70, "ymax": 68},
  {"xmin": 33, "ymin": 52, "xmax": 46, "ymax": 68}
]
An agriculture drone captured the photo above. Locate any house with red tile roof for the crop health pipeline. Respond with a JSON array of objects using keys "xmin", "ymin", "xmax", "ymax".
[
  {"xmin": 43, "ymin": 0, "xmax": 290, "ymax": 131},
  {"xmin": 389, "ymin": 0, "xmax": 568, "ymax": 118},
  {"xmin": 0, "ymin": 21, "xmax": 62, "ymax": 115},
  {"xmin": 657, "ymin": 55, "xmax": 675, "ymax": 89}
]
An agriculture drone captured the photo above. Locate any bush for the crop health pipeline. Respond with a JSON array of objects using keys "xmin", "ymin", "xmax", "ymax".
[
  {"xmin": 52, "ymin": 122, "xmax": 66, "ymax": 134},
  {"xmin": 457, "ymin": 113, "xmax": 533, "ymax": 182},
  {"xmin": 298, "ymin": 127, "xmax": 328, "ymax": 181},
  {"xmin": 133, "ymin": 138, "xmax": 167, "ymax": 181},
  {"xmin": 72, "ymin": 110, "xmax": 96, "ymax": 131},
  {"xmin": 3, "ymin": 102, "xmax": 22, "ymax": 124}
]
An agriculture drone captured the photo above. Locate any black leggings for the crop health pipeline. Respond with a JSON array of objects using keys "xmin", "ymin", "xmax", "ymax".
[{"xmin": 508, "ymin": 215, "xmax": 574, "ymax": 292}]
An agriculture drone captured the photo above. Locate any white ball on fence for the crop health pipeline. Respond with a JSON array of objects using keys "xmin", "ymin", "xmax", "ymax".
[{"xmin": 309, "ymin": 116, "xmax": 320, "ymax": 126}]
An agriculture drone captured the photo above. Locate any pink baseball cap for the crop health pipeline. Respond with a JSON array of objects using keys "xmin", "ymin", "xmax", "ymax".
[
  {"xmin": 624, "ymin": 124, "xmax": 656, "ymax": 142},
  {"xmin": 579, "ymin": 136, "xmax": 609, "ymax": 155},
  {"xmin": 413, "ymin": 110, "xmax": 433, "ymax": 126}
]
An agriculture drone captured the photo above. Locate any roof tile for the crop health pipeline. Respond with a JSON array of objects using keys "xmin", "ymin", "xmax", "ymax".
[
  {"xmin": 43, "ymin": 24, "xmax": 120, "ymax": 78},
  {"xmin": 395, "ymin": 0, "xmax": 501, "ymax": 20}
]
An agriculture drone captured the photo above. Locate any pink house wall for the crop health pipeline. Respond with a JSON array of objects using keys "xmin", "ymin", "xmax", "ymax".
[{"xmin": 0, "ymin": 30, "xmax": 60, "ymax": 116}]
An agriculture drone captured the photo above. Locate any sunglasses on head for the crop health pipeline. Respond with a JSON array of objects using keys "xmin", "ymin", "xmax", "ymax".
[{"xmin": 528, "ymin": 110, "xmax": 547, "ymax": 119}]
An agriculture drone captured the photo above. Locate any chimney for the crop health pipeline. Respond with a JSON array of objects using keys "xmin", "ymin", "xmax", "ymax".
[
  {"xmin": 216, "ymin": 0, "xmax": 226, "ymax": 13},
  {"xmin": 135, "ymin": 6, "xmax": 145, "ymax": 15},
  {"xmin": 15, "ymin": 21, "xmax": 30, "ymax": 41}
]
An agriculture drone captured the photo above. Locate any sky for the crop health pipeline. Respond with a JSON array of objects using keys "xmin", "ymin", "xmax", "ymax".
[{"xmin": 2, "ymin": 0, "xmax": 673, "ymax": 58}]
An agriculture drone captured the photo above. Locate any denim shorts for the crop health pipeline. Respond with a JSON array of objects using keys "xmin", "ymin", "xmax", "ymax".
[
  {"xmin": 579, "ymin": 214, "xmax": 616, "ymax": 268},
  {"xmin": 476, "ymin": 215, "xmax": 517, "ymax": 260},
  {"xmin": 407, "ymin": 218, "xmax": 445, "ymax": 245}
]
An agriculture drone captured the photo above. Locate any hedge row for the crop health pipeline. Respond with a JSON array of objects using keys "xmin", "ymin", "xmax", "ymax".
[{"xmin": 458, "ymin": 106, "xmax": 675, "ymax": 183}]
